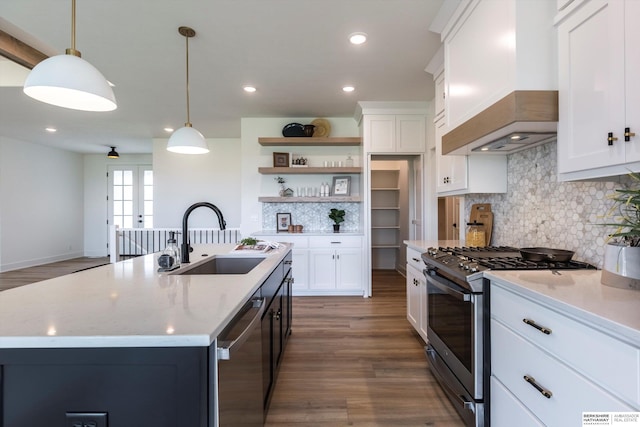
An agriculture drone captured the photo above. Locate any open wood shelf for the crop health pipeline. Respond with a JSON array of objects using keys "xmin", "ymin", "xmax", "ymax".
[
  {"xmin": 258, "ymin": 196, "xmax": 361, "ymax": 203},
  {"xmin": 258, "ymin": 167, "xmax": 361, "ymax": 175},
  {"xmin": 258, "ymin": 137, "xmax": 361, "ymax": 146}
]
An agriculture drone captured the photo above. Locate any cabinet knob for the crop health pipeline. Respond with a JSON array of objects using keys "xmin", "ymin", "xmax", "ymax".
[
  {"xmin": 625, "ymin": 127, "xmax": 636, "ymax": 142},
  {"xmin": 607, "ymin": 132, "xmax": 618, "ymax": 146}
]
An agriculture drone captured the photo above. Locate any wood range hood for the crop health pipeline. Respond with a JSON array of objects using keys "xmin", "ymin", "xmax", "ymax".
[{"xmin": 442, "ymin": 90, "xmax": 558, "ymax": 155}]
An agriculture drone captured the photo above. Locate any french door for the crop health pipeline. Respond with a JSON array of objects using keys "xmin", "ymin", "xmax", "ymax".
[{"xmin": 107, "ymin": 165, "xmax": 153, "ymax": 229}]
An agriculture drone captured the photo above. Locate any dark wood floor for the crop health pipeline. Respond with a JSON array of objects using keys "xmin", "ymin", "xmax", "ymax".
[
  {"xmin": 0, "ymin": 257, "xmax": 110, "ymax": 292},
  {"xmin": 0, "ymin": 260, "xmax": 464, "ymax": 426},
  {"xmin": 265, "ymin": 270, "xmax": 464, "ymax": 426}
]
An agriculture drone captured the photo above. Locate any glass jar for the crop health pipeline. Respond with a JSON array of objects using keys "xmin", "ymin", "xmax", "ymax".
[
  {"xmin": 465, "ymin": 222, "xmax": 486, "ymax": 247},
  {"xmin": 158, "ymin": 231, "xmax": 180, "ymax": 270}
]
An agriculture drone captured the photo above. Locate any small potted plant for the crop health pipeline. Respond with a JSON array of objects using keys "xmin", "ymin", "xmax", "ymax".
[
  {"xmin": 328, "ymin": 208, "xmax": 345, "ymax": 233},
  {"xmin": 274, "ymin": 176, "xmax": 293, "ymax": 197},
  {"xmin": 600, "ymin": 171, "xmax": 640, "ymax": 290}
]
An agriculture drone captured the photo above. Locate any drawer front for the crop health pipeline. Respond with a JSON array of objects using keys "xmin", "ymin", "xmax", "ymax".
[
  {"xmin": 491, "ymin": 283, "xmax": 640, "ymax": 406},
  {"xmin": 490, "ymin": 376, "xmax": 544, "ymax": 427},
  {"xmin": 406, "ymin": 247, "xmax": 424, "ymax": 272},
  {"xmin": 491, "ymin": 319, "xmax": 635, "ymax": 426},
  {"xmin": 310, "ymin": 236, "xmax": 362, "ymax": 248}
]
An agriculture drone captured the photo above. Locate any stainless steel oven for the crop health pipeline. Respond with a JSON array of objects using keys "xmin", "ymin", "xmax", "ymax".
[
  {"xmin": 424, "ymin": 265, "xmax": 485, "ymax": 427},
  {"xmin": 421, "ymin": 246, "xmax": 597, "ymax": 427}
]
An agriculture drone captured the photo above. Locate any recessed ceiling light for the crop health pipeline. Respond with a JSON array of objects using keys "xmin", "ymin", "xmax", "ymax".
[
  {"xmin": 349, "ymin": 32, "xmax": 367, "ymax": 45},
  {"xmin": 45, "ymin": 127, "xmax": 57, "ymax": 132},
  {"xmin": 342, "ymin": 86, "xmax": 355, "ymax": 92},
  {"xmin": 164, "ymin": 127, "xmax": 174, "ymax": 133},
  {"xmin": 243, "ymin": 86, "xmax": 257, "ymax": 93}
]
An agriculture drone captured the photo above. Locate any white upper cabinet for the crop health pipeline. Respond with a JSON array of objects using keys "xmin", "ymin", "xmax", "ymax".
[
  {"xmin": 442, "ymin": 0, "xmax": 557, "ymax": 132},
  {"xmin": 556, "ymin": 0, "xmax": 640, "ymax": 180},
  {"xmin": 356, "ymin": 102, "xmax": 428, "ymax": 154},
  {"xmin": 362, "ymin": 114, "xmax": 426, "ymax": 153}
]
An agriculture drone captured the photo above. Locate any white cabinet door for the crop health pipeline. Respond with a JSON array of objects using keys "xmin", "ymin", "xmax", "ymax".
[
  {"xmin": 396, "ymin": 115, "xmax": 426, "ymax": 153},
  {"xmin": 435, "ymin": 118, "xmax": 468, "ymax": 194},
  {"xmin": 625, "ymin": 0, "xmax": 640, "ymax": 163},
  {"xmin": 363, "ymin": 114, "xmax": 425, "ymax": 153},
  {"xmin": 406, "ymin": 266, "xmax": 421, "ymax": 330},
  {"xmin": 558, "ymin": 0, "xmax": 626, "ymax": 174},
  {"xmin": 434, "ymin": 72, "xmax": 445, "ymax": 121},
  {"xmin": 364, "ymin": 115, "xmax": 395, "ymax": 152},
  {"xmin": 406, "ymin": 261, "xmax": 427, "ymax": 343},
  {"xmin": 335, "ymin": 248, "xmax": 363, "ymax": 290},
  {"xmin": 309, "ymin": 249, "xmax": 336, "ymax": 290},
  {"xmin": 290, "ymin": 249, "xmax": 309, "ymax": 293}
]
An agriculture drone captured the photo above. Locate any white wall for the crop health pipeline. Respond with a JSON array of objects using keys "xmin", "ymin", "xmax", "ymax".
[
  {"xmin": 0, "ymin": 136, "xmax": 84, "ymax": 271},
  {"xmin": 83, "ymin": 153, "xmax": 152, "ymax": 257},
  {"xmin": 153, "ymin": 138, "xmax": 242, "ymax": 229},
  {"xmin": 240, "ymin": 117, "xmax": 360, "ymax": 237}
]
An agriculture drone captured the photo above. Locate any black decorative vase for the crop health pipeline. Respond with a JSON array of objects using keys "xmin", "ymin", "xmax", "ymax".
[{"xmin": 333, "ymin": 224, "xmax": 340, "ymax": 233}]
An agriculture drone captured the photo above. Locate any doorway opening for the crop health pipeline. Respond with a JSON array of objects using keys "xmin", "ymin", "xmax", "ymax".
[
  {"xmin": 437, "ymin": 196, "xmax": 462, "ymax": 241},
  {"xmin": 368, "ymin": 154, "xmax": 424, "ymax": 295}
]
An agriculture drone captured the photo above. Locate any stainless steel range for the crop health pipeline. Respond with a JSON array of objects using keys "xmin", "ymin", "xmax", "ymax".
[{"xmin": 421, "ymin": 246, "xmax": 596, "ymax": 427}]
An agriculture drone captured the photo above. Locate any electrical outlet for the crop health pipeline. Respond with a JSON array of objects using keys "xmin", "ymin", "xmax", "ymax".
[{"xmin": 66, "ymin": 412, "xmax": 108, "ymax": 427}]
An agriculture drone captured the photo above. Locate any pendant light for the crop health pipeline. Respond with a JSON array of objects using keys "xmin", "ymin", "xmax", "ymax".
[
  {"xmin": 107, "ymin": 147, "xmax": 119, "ymax": 159},
  {"xmin": 23, "ymin": 0, "xmax": 116, "ymax": 112},
  {"xmin": 166, "ymin": 26, "xmax": 209, "ymax": 154}
]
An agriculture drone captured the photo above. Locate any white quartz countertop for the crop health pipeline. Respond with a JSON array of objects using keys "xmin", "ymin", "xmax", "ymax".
[
  {"xmin": 0, "ymin": 243, "xmax": 292, "ymax": 349},
  {"xmin": 486, "ymin": 269, "xmax": 640, "ymax": 345}
]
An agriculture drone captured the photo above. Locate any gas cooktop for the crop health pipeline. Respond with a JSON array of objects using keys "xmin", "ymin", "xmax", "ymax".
[
  {"xmin": 436, "ymin": 246, "xmax": 597, "ymax": 271},
  {"xmin": 421, "ymin": 246, "xmax": 597, "ymax": 289}
]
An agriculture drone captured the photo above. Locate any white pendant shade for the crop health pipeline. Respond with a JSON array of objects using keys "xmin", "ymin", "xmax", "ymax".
[
  {"xmin": 24, "ymin": 54, "xmax": 117, "ymax": 112},
  {"xmin": 167, "ymin": 126, "xmax": 209, "ymax": 154}
]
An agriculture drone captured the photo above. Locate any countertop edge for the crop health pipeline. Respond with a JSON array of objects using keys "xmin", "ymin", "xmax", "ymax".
[{"xmin": 485, "ymin": 271, "xmax": 640, "ymax": 346}]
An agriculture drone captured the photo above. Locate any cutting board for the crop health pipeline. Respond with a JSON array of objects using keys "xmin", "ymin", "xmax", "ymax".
[{"xmin": 469, "ymin": 204, "xmax": 493, "ymax": 246}]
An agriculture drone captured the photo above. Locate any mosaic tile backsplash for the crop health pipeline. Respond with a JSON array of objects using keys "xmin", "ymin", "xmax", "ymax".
[
  {"xmin": 465, "ymin": 141, "xmax": 634, "ymax": 268},
  {"xmin": 262, "ymin": 202, "xmax": 360, "ymax": 232}
]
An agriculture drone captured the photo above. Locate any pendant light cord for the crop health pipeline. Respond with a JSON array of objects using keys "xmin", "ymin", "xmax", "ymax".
[
  {"xmin": 185, "ymin": 33, "xmax": 191, "ymax": 126},
  {"xmin": 71, "ymin": 0, "xmax": 76, "ymax": 51}
]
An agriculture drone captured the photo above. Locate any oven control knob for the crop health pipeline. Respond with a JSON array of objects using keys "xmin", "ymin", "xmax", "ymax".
[
  {"xmin": 462, "ymin": 264, "xmax": 470, "ymax": 270},
  {"xmin": 470, "ymin": 266, "xmax": 478, "ymax": 272}
]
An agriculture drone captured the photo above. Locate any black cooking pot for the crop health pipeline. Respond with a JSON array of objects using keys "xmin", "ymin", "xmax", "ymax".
[{"xmin": 520, "ymin": 247, "xmax": 575, "ymax": 262}]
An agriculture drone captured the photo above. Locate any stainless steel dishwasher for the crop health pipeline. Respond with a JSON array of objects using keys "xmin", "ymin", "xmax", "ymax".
[{"xmin": 216, "ymin": 296, "xmax": 265, "ymax": 426}]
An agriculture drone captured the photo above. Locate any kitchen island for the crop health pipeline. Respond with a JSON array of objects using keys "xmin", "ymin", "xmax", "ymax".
[{"xmin": 0, "ymin": 243, "xmax": 292, "ymax": 427}]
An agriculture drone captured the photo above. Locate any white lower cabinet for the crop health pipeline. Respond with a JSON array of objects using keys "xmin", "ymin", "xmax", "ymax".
[
  {"xmin": 406, "ymin": 247, "xmax": 427, "ymax": 343},
  {"xmin": 309, "ymin": 236, "xmax": 363, "ymax": 295},
  {"xmin": 490, "ymin": 282, "xmax": 639, "ymax": 426},
  {"xmin": 254, "ymin": 234, "xmax": 363, "ymax": 296}
]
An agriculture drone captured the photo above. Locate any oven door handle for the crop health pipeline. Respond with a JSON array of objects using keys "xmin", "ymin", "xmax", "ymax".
[{"xmin": 424, "ymin": 270, "xmax": 470, "ymax": 302}]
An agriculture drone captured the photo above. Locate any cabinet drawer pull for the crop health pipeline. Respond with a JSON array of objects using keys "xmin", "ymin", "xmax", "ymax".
[
  {"xmin": 412, "ymin": 257, "xmax": 420, "ymax": 263},
  {"xmin": 284, "ymin": 260, "xmax": 292, "ymax": 265},
  {"xmin": 523, "ymin": 318, "xmax": 552, "ymax": 335},
  {"xmin": 330, "ymin": 241, "xmax": 341, "ymax": 244},
  {"xmin": 524, "ymin": 375, "xmax": 552, "ymax": 398},
  {"xmin": 608, "ymin": 132, "xmax": 618, "ymax": 146}
]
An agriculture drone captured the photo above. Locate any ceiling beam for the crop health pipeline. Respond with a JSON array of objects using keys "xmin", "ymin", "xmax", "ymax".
[{"xmin": 0, "ymin": 29, "xmax": 48, "ymax": 69}]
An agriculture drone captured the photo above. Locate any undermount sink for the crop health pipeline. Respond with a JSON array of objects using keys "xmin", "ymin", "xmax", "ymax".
[{"xmin": 172, "ymin": 256, "xmax": 265, "ymax": 275}]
